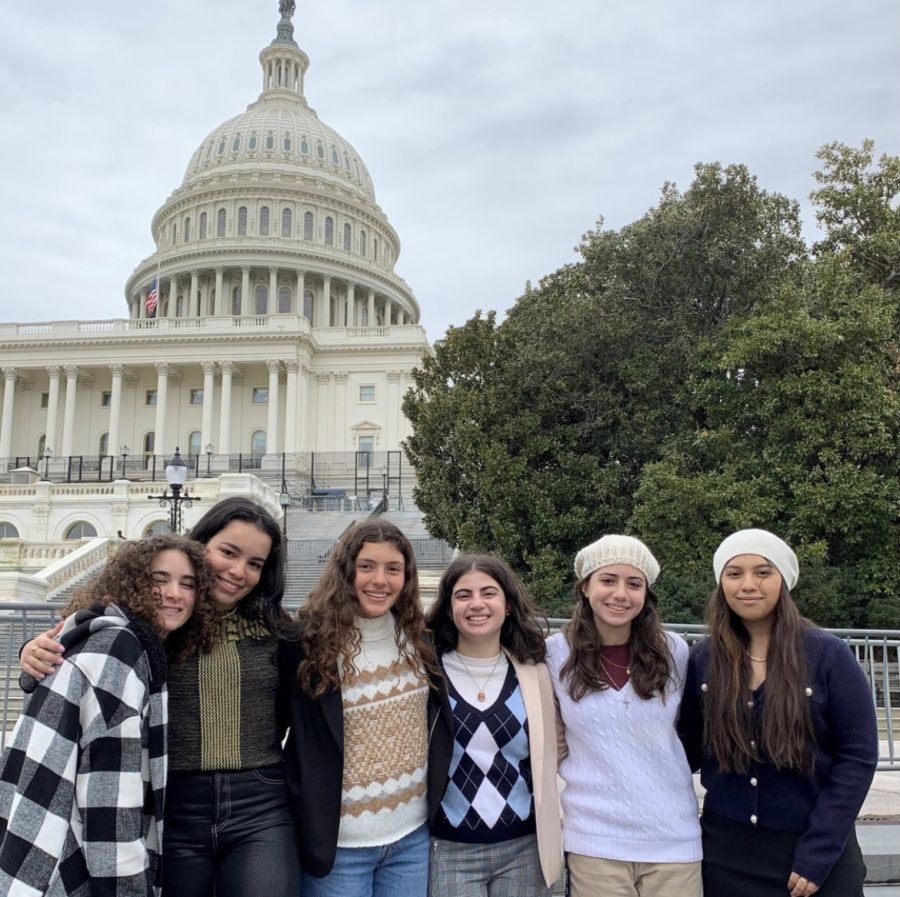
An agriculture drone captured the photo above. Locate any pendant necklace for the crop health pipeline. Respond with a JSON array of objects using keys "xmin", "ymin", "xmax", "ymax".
[{"xmin": 456, "ymin": 651, "xmax": 504, "ymax": 702}]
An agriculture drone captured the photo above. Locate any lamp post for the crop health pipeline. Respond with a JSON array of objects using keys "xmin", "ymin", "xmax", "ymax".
[
  {"xmin": 279, "ymin": 491, "xmax": 291, "ymax": 536},
  {"xmin": 147, "ymin": 447, "xmax": 200, "ymax": 533},
  {"xmin": 119, "ymin": 444, "xmax": 129, "ymax": 479},
  {"xmin": 205, "ymin": 442, "xmax": 214, "ymax": 477},
  {"xmin": 380, "ymin": 464, "xmax": 388, "ymax": 511},
  {"xmin": 42, "ymin": 446, "xmax": 52, "ymax": 480}
]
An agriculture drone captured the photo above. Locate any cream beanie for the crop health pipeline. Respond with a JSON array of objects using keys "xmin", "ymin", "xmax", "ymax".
[
  {"xmin": 574, "ymin": 535, "xmax": 660, "ymax": 586},
  {"xmin": 713, "ymin": 529, "xmax": 799, "ymax": 590}
]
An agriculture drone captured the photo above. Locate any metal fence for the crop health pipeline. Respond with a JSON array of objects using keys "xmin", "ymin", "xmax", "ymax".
[{"xmin": 2, "ymin": 606, "xmax": 897, "ymax": 768}]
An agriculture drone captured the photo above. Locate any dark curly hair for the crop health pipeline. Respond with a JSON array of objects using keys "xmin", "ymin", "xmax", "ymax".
[
  {"xmin": 297, "ymin": 520, "xmax": 438, "ymax": 697},
  {"xmin": 63, "ymin": 534, "xmax": 218, "ymax": 664},
  {"xmin": 560, "ymin": 574, "xmax": 672, "ymax": 702},
  {"xmin": 187, "ymin": 496, "xmax": 293, "ymax": 638},
  {"xmin": 427, "ymin": 554, "xmax": 548, "ymax": 663}
]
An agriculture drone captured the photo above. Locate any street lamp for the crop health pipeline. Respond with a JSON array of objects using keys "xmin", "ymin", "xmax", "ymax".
[
  {"xmin": 119, "ymin": 444, "xmax": 129, "ymax": 479},
  {"xmin": 42, "ymin": 446, "xmax": 52, "ymax": 480},
  {"xmin": 147, "ymin": 447, "xmax": 200, "ymax": 533},
  {"xmin": 279, "ymin": 491, "xmax": 291, "ymax": 536},
  {"xmin": 205, "ymin": 442, "xmax": 214, "ymax": 477},
  {"xmin": 380, "ymin": 464, "xmax": 389, "ymax": 511}
]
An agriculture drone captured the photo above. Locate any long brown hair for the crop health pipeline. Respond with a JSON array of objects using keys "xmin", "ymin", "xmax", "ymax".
[
  {"xmin": 559, "ymin": 578, "xmax": 672, "ymax": 701},
  {"xmin": 426, "ymin": 554, "xmax": 548, "ymax": 663},
  {"xmin": 64, "ymin": 534, "xmax": 218, "ymax": 664},
  {"xmin": 297, "ymin": 520, "xmax": 438, "ymax": 697},
  {"xmin": 703, "ymin": 581, "xmax": 814, "ymax": 773}
]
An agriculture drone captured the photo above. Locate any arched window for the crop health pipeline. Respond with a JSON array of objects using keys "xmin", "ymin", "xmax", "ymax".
[
  {"xmin": 251, "ymin": 430, "xmax": 267, "ymax": 458},
  {"xmin": 316, "ymin": 141, "xmax": 325, "ymax": 160},
  {"xmin": 98, "ymin": 432, "xmax": 109, "ymax": 456},
  {"xmin": 187, "ymin": 430, "xmax": 201, "ymax": 457},
  {"xmin": 248, "ymin": 133, "xmax": 258, "ymax": 150},
  {"xmin": 238, "ymin": 206, "xmax": 248, "ymax": 236},
  {"xmin": 144, "ymin": 521, "xmax": 169, "ymax": 536},
  {"xmin": 359, "ymin": 229, "xmax": 366, "ymax": 256},
  {"xmin": 184, "ymin": 216, "xmax": 191, "ymax": 241},
  {"xmin": 232, "ymin": 286, "xmax": 242, "ymax": 315},
  {"xmin": 255, "ymin": 285, "xmax": 268, "ymax": 315},
  {"xmin": 343, "ymin": 223, "xmax": 351, "ymax": 250},
  {"xmin": 143, "ymin": 432, "xmax": 155, "ymax": 460},
  {"xmin": 324, "ymin": 217, "xmax": 334, "ymax": 245},
  {"xmin": 283, "ymin": 135, "xmax": 291, "ymax": 152},
  {"xmin": 265, "ymin": 133, "xmax": 275, "ymax": 151},
  {"xmin": 331, "ymin": 147, "xmax": 339, "ymax": 166},
  {"xmin": 206, "ymin": 142, "xmax": 214, "ymax": 161},
  {"xmin": 199, "ymin": 211, "xmax": 207, "ymax": 240},
  {"xmin": 278, "ymin": 286, "xmax": 291, "ymax": 313},
  {"xmin": 171, "ymin": 222, "xmax": 177, "ymax": 245},
  {"xmin": 232, "ymin": 134, "xmax": 241, "ymax": 152},
  {"xmin": 259, "ymin": 206, "xmax": 270, "ymax": 236},
  {"xmin": 282, "ymin": 208, "xmax": 292, "ymax": 236},
  {"xmin": 300, "ymin": 137, "xmax": 309, "ymax": 155},
  {"xmin": 65, "ymin": 521, "xmax": 98, "ymax": 540},
  {"xmin": 217, "ymin": 139, "xmax": 225, "ymax": 156},
  {"xmin": 0, "ymin": 521, "xmax": 19, "ymax": 538},
  {"xmin": 303, "ymin": 211, "xmax": 314, "ymax": 241},
  {"xmin": 217, "ymin": 208, "xmax": 226, "ymax": 236},
  {"xmin": 303, "ymin": 289, "xmax": 314, "ymax": 320}
]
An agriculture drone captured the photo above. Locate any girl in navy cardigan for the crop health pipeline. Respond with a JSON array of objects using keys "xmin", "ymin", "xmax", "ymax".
[{"xmin": 678, "ymin": 529, "xmax": 878, "ymax": 897}]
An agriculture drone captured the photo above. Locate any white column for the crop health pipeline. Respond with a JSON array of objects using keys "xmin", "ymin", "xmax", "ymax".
[
  {"xmin": 0, "ymin": 367, "xmax": 16, "ymax": 460},
  {"xmin": 299, "ymin": 364, "xmax": 310, "ymax": 452},
  {"xmin": 296, "ymin": 270, "xmax": 305, "ymax": 318},
  {"xmin": 333, "ymin": 372, "xmax": 347, "ymax": 450},
  {"xmin": 218, "ymin": 361, "xmax": 233, "ymax": 454},
  {"xmin": 315, "ymin": 372, "xmax": 331, "ymax": 451},
  {"xmin": 384, "ymin": 298, "xmax": 393, "ymax": 327},
  {"xmin": 347, "ymin": 282, "xmax": 356, "ymax": 327},
  {"xmin": 241, "ymin": 266, "xmax": 251, "ymax": 315},
  {"xmin": 266, "ymin": 359, "xmax": 280, "ymax": 453},
  {"xmin": 367, "ymin": 289, "xmax": 376, "ymax": 328},
  {"xmin": 321, "ymin": 275, "xmax": 331, "ymax": 327},
  {"xmin": 139, "ymin": 287, "xmax": 147, "ymax": 320},
  {"xmin": 284, "ymin": 360, "xmax": 298, "ymax": 454},
  {"xmin": 269, "ymin": 267, "xmax": 278, "ymax": 315},
  {"xmin": 154, "ymin": 362, "xmax": 169, "ymax": 459},
  {"xmin": 190, "ymin": 270, "xmax": 200, "ymax": 317},
  {"xmin": 201, "ymin": 361, "xmax": 216, "ymax": 451},
  {"xmin": 45, "ymin": 365, "xmax": 61, "ymax": 456},
  {"xmin": 108, "ymin": 364, "xmax": 124, "ymax": 459},
  {"xmin": 214, "ymin": 267, "xmax": 224, "ymax": 315},
  {"xmin": 387, "ymin": 370, "xmax": 402, "ymax": 447},
  {"xmin": 61, "ymin": 365, "xmax": 78, "ymax": 457}
]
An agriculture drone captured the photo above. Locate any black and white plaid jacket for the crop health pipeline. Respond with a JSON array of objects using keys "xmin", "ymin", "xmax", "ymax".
[{"xmin": 0, "ymin": 604, "xmax": 168, "ymax": 897}]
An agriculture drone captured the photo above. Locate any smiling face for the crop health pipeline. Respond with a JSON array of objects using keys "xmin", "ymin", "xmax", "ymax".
[
  {"xmin": 353, "ymin": 540, "xmax": 406, "ymax": 619},
  {"xmin": 582, "ymin": 564, "xmax": 647, "ymax": 644},
  {"xmin": 203, "ymin": 521, "xmax": 273, "ymax": 611},
  {"xmin": 450, "ymin": 570, "xmax": 507, "ymax": 655},
  {"xmin": 151, "ymin": 549, "xmax": 197, "ymax": 636},
  {"xmin": 720, "ymin": 553, "xmax": 783, "ymax": 633}
]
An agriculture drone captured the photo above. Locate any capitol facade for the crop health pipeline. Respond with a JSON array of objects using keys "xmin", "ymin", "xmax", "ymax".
[{"xmin": 0, "ymin": 2, "xmax": 429, "ymax": 544}]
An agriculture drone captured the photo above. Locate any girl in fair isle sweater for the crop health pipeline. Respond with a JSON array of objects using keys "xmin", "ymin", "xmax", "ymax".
[
  {"xmin": 545, "ymin": 534, "xmax": 701, "ymax": 897},
  {"xmin": 280, "ymin": 520, "xmax": 440, "ymax": 897}
]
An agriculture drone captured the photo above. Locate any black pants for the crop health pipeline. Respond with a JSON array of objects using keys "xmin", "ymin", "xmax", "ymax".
[
  {"xmin": 701, "ymin": 810, "xmax": 866, "ymax": 897},
  {"xmin": 164, "ymin": 764, "xmax": 300, "ymax": 897}
]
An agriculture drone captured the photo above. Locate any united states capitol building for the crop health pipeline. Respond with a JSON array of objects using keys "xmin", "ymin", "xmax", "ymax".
[{"xmin": 0, "ymin": 3, "xmax": 434, "ymax": 595}]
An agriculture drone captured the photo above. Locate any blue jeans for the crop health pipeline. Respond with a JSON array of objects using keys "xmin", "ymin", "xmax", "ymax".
[
  {"xmin": 163, "ymin": 764, "xmax": 300, "ymax": 897},
  {"xmin": 300, "ymin": 823, "xmax": 429, "ymax": 897}
]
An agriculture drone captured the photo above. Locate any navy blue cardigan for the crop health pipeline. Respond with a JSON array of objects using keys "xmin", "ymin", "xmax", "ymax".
[{"xmin": 677, "ymin": 626, "xmax": 878, "ymax": 886}]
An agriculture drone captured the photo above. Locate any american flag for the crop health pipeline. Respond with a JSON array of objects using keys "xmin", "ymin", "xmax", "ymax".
[{"xmin": 146, "ymin": 278, "xmax": 158, "ymax": 317}]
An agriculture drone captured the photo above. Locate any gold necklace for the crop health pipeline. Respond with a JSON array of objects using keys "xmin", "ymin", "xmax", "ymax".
[
  {"xmin": 746, "ymin": 651, "xmax": 767, "ymax": 663},
  {"xmin": 455, "ymin": 651, "xmax": 504, "ymax": 702},
  {"xmin": 599, "ymin": 647, "xmax": 631, "ymax": 674}
]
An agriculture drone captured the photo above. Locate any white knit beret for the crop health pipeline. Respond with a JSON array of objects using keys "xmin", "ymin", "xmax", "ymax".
[
  {"xmin": 712, "ymin": 529, "xmax": 799, "ymax": 590},
  {"xmin": 574, "ymin": 535, "xmax": 660, "ymax": 586}
]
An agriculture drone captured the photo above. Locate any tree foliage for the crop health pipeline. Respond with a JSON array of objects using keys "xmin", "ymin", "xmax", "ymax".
[{"xmin": 405, "ymin": 143, "xmax": 900, "ymax": 626}]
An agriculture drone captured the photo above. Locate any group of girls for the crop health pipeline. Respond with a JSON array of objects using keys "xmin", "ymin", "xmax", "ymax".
[{"xmin": 2, "ymin": 501, "xmax": 879, "ymax": 897}]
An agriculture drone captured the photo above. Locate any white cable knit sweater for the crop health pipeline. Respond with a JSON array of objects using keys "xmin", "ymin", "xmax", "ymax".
[
  {"xmin": 545, "ymin": 631, "xmax": 702, "ymax": 863},
  {"xmin": 337, "ymin": 612, "xmax": 429, "ymax": 848}
]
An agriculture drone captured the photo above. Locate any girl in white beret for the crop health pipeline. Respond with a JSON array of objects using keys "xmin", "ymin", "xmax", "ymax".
[
  {"xmin": 677, "ymin": 529, "xmax": 878, "ymax": 897},
  {"xmin": 545, "ymin": 535, "xmax": 702, "ymax": 897}
]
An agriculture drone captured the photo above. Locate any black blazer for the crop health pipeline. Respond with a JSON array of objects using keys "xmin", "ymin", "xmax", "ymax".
[{"xmin": 277, "ymin": 637, "xmax": 453, "ymax": 878}]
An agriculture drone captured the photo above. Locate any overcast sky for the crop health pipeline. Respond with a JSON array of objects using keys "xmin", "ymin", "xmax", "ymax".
[{"xmin": 0, "ymin": 0, "xmax": 897, "ymax": 342}]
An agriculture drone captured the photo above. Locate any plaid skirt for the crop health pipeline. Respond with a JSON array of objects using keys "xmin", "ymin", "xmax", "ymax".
[{"xmin": 701, "ymin": 811, "xmax": 866, "ymax": 897}]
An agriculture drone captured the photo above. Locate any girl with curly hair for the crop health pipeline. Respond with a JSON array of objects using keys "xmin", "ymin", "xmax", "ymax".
[
  {"xmin": 677, "ymin": 530, "xmax": 878, "ymax": 897},
  {"xmin": 279, "ymin": 519, "xmax": 438, "ymax": 897},
  {"xmin": 425, "ymin": 555, "xmax": 562, "ymax": 897},
  {"xmin": 0, "ymin": 533, "xmax": 216, "ymax": 897},
  {"xmin": 20, "ymin": 497, "xmax": 299, "ymax": 897},
  {"xmin": 545, "ymin": 534, "xmax": 701, "ymax": 897}
]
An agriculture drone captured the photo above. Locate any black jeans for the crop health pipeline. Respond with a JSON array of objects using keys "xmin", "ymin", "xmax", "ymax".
[{"xmin": 164, "ymin": 763, "xmax": 300, "ymax": 897}]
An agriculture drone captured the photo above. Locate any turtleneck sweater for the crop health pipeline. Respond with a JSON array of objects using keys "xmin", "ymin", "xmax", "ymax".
[{"xmin": 337, "ymin": 612, "xmax": 429, "ymax": 847}]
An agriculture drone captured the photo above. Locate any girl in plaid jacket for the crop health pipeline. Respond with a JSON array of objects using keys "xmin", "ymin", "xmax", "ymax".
[{"xmin": 0, "ymin": 534, "xmax": 216, "ymax": 897}]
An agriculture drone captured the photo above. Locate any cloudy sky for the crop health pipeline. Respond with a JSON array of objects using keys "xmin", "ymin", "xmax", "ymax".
[{"xmin": 0, "ymin": 0, "xmax": 897, "ymax": 342}]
